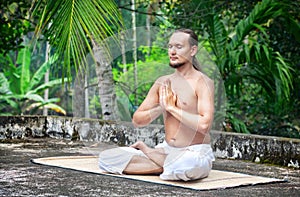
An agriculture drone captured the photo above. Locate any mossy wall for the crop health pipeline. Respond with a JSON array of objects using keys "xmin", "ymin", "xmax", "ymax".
[{"xmin": 0, "ymin": 115, "xmax": 299, "ymax": 168}]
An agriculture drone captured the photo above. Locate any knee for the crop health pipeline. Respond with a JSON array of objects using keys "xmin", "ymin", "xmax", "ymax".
[
  {"xmin": 99, "ymin": 148, "xmax": 112, "ymax": 160},
  {"xmin": 184, "ymin": 166, "xmax": 210, "ymax": 180}
]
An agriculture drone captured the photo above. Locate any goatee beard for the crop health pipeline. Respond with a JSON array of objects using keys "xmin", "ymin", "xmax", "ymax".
[{"xmin": 169, "ymin": 62, "xmax": 185, "ymax": 69}]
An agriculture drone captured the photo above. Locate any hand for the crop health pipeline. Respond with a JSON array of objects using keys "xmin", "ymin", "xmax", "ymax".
[
  {"xmin": 159, "ymin": 79, "xmax": 178, "ymax": 111},
  {"xmin": 130, "ymin": 141, "xmax": 148, "ymax": 152}
]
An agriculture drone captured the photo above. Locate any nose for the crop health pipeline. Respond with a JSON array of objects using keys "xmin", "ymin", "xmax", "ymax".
[{"xmin": 169, "ymin": 46, "xmax": 176, "ymax": 54}]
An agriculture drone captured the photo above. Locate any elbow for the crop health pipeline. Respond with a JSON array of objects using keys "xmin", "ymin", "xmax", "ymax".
[
  {"xmin": 132, "ymin": 114, "xmax": 145, "ymax": 128},
  {"xmin": 197, "ymin": 119, "xmax": 213, "ymax": 134},
  {"xmin": 197, "ymin": 124, "xmax": 210, "ymax": 134},
  {"xmin": 132, "ymin": 119, "xmax": 141, "ymax": 128}
]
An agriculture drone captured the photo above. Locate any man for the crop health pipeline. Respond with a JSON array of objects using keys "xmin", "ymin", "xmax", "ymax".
[{"xmin": 99, "ymin": 29, "xmax": 215, "ymax": 181}]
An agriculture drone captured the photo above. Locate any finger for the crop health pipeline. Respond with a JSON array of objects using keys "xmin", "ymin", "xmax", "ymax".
[
  {"xmin": 160, "ymin": 86, "xmax": 165, "ymax": 102},
  {"xmin": 165, "ymin": 85, "xmax": 169, "ymax": 98},
  {"xmin": 162, "ymin": 84, "xmax": 167, "ymax": 98},
  {"xmin": 173, "ymin": 93, "xmax": 177, "ymax": 101},
  {"xmin": 159, "ymin": 86, "xmax": 163, "ymax": 103},
  {"xmin": 166, "ymin": 79, "xmax": 172, "ymax": 93}
]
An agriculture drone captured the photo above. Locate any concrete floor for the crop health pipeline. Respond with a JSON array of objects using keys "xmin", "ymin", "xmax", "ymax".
[{"xmin": 0, "ymin": 138, "xmax": 299, "ymax": 197}]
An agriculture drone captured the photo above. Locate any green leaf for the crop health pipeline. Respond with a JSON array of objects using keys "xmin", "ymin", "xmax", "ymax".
[
  {"xmin": 43, "ymin": 103, "xmax": 66, "ymax": 115},
  {"xmin": 260, "ymin": 45, "xmax": 270, "ymax": 63},
  {"xmin": 17, "ymin": 46, "xmax": 31, "ymax": 94},
  {"xmin": 29, "ymin": 54, "xmax": 58, "ymax": 91},
  {"xmin": 24, "ymin": 94, "xmax": 44, "ymax": 103},
  {"xmin": 25, "ymin": 102, "xmax": 66, "ymax": 115},
  {"xmin": 252, "ymin": 23, "xmax": 269, "ymax": 40},
  {"xmin": 0, "ymin": 73, "xmax": 12, "ymax": 95},
  {"xmin": 28, "ymin": 78, "xmax": 68, "ymax": 95}
]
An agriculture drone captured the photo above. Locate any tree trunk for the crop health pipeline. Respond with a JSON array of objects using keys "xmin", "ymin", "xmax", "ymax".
[
  {"xmin": 92, "ymin": 41, "xmax": 119, "ymax": 121},
  {"xmin": 84, "ymin": 73, "xmax": 90, "ymax": 118},
  {"xmin": 73, "ymin": 68, "xmax": 86, "ymax": 118},
  {"xmin": 146, "ymin": 4, "xmax": 152, "ymax": 56},
  {"xmin": 131, "ymin": 0, "xmax": 138, "ymax": 106},
  {"xmin": 120, "ymin": 32, "xmax": 127, "ymax": 73},
  {"xmin": 43, "ymin": 41, "xmax": 50, "ymax": 116}
]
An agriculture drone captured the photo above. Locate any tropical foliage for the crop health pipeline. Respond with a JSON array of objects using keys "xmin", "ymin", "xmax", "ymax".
[
  {"xmin": 31, "ymin": 0, "xmax": 123, "ymax": 79},
  {"xmin": 30, "ymin": 0, "xmax": 125, "ymax": 120},
  {"xmin": 113, "ymin": 46, "xmax": 172, "ymax": 120},
  {"xmin": 0, "ymin": 47, "xmax": 66, "ymax": 115},
  {"xmin": 0, "ymin": 0, "xmax": 33, "ymax": 53},
  {"xmin": 160, "ymin": 0, "xmax": 299, "ymax": 137},
  {"xmin": 1, "ymin": 0, "xmax": 300, "ymax": 139}
]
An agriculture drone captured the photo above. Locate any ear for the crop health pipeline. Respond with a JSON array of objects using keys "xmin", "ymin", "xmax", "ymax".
[{"xmin": 190, "ymin": 45, "xmax": 198, "ymax": 57}]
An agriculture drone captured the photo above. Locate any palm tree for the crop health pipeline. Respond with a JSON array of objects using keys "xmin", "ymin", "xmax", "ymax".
[{"xmin": 31, "ymin": 0, "xmax": 123, "ymax": 120}]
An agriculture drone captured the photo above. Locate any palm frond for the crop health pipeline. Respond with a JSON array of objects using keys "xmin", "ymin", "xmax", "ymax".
[
  {"xmin": 206, "ymin": 15, "xmax": 228, "ymax": 66},
  {"xmin": 31, "ymin": 0, "xmax": 123, "ymax": 79},
  {"xmin": 231, "ymin": 0, "xmax": 282, "ymax": 49}
]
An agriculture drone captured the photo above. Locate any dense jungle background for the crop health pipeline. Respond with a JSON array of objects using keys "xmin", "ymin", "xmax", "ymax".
[{"xmin": 0, "ymin": 0, "xmax": 299, "ymax": 139}]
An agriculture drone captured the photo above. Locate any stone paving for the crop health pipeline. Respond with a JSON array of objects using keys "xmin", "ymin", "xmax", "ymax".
[{"xmin": 0, "ymin": 137, "xmax": 299, "ymax": 197}]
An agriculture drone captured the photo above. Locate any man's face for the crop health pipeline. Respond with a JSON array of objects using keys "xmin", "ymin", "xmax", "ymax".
[{"xmin": 168, "ymin": 32, "xmax": 193, "ymax": 68}]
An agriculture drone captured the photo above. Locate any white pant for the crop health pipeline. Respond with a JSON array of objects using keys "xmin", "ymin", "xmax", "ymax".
[
  {"xmin": 99, "ymin": 141, "xmax": 215, "ymax": 181},
  {"xmin": 155, "ymin": 141, "xmax": 215, "ymax": 181}
]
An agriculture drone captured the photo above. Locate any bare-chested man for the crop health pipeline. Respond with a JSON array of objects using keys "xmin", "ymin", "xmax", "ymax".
[{"xmin": 99, "ymin": 29, "xmax": 215, "ymax": 181}]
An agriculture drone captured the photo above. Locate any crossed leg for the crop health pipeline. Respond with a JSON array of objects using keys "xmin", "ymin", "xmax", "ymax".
[
  {"xmin": 99, "ymin": 141, "xmax": 167, "ymax": 175},
  {"xmin": 123, "ymin": 155, "xmax": 163, "ymax": 175},
  {"xmin": 123, "ymin": 142, "xmax": 167, "ymax": 175}
]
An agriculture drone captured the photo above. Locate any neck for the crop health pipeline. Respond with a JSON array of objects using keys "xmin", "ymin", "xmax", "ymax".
[{"xmin": 175, "ymin": 62, "xmax": 195, "ymax": 77}]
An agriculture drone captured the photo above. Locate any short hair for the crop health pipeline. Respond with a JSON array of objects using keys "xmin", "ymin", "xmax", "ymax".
[{"xmin": 174, "ymin": 29, "xmax": 201, "ymax": 71}]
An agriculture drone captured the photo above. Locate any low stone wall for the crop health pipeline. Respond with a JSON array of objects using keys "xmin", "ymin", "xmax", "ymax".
[
  {"xmin": 0, "ymin": 116, "xmax": 165, "ymax": 146},
  {"xmin": 0, "ymin": 115, "xmax": 299, "ymax": 168},
  {"xmin": 211, "ymin": 131, "xmax": 300, "ymax": 168}
]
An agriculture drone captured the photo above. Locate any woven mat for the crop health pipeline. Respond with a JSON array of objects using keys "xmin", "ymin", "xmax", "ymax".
[{"xmin": 31, "ymin": 156, "xmax": 283, "ymax": 191}]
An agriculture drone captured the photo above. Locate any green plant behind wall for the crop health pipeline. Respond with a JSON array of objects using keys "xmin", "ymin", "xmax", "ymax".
[{"xmin": 0, "ymin": 46, "xmax": 66, "ymax": 115}]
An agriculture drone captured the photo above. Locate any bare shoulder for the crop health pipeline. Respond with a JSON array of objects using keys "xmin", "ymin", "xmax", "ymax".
[
  {"xmin": 194, "ymin": 72, "xmax": 214, "ymax": 94},
  {"xmin": 155, "ymin": 74, "xmax": 172, "ymax": 85},
  {"xmin": 147, "ymin": 74, "xmax": 172, "ymax": 94},
  {"xmin": 196, "ymin": 72, "xmax": 213, "ymax": 86}
]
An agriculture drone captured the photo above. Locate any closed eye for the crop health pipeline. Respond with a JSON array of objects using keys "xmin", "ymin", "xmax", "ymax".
[
  {"xmin": 168, "ymin": 44, "xmax": 183, "ymax": 50},
  {"xmin": 176, "ymin": 44, "xmax": 182, "ymax": 49}
]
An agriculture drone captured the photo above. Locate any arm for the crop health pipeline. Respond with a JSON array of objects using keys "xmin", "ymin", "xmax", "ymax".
[
  {"xmin": 161, "ymin": 77, "xmax": 214, "ymax": 135},
  {"xmin": 132, "ymin": 78, "xmax": 164, "ymax": 127}
]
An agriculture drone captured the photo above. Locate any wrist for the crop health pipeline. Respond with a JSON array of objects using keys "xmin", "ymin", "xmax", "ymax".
[
  {"xmin": 149, "ymin": 105, "xmax": 162, "ymax": 120},
  {"xmin": 166, "ymin": 105, "xmax": 177, "ymax": 113}
]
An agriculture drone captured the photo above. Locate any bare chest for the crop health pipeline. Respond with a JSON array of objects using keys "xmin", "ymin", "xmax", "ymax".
[{"xmin": 171, "ymin": 79, "xmax": 198, "ymax": 112}]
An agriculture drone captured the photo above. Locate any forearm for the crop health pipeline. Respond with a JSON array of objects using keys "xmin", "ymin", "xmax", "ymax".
[
  {"xmin": 132, "ymin": 105, "xmax": 162, "ymax": 127},
  {"xmin": 167, "ymin": 106, "xmax": 212, "ymax": 134}
]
